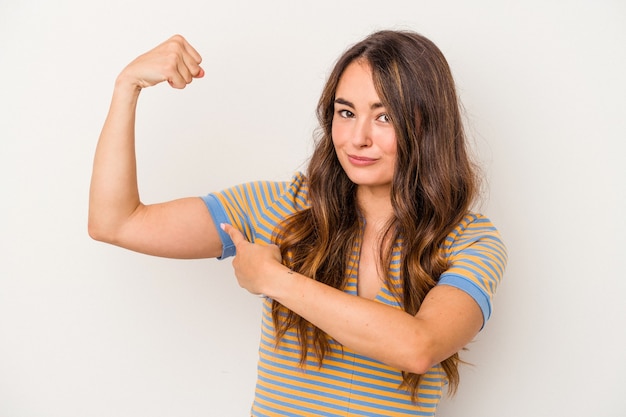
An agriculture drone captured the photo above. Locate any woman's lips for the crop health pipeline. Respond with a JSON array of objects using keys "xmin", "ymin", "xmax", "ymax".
[{"xmin": 347, "ymin": 154, "xmax": 378, "ymax": 166}]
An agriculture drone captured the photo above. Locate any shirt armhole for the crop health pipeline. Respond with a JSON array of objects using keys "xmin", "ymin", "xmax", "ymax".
[{"xmin": 200, "ymin": 194, "xmax": 236, "ymax": 260}]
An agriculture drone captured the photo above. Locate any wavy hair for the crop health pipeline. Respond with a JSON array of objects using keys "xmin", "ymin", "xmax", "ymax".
[{"xmin": 272, "ymin": 30, "xmax": 478, "ymax": 401}]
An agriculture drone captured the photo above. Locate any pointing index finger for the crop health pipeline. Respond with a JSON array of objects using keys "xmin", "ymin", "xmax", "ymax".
[{"xmin": 220, "ymin": 223, "xmax": 247, "ymax": 246}]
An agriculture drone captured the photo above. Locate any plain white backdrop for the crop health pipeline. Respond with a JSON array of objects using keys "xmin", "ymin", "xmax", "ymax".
[{"xmin": 1, "ymin": 1, "xmax": 624, "ymax": 416}]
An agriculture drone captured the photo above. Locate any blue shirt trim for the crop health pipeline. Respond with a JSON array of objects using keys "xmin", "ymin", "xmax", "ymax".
[{"xmin": 200, "ymin": 194, "xmax": 236, "ymax": 260}]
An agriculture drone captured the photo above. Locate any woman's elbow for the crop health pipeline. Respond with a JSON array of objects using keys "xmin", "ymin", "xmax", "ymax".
[
  {"xmin": 88, "ymin": 220, "xmax": 108, "ymax": 242},
  {"xmin": 399, "ymin": 332, "xmax": 439, "ymax": 375},
  {"xmin": 87, "ymin": 213, "xmax": 117, "ymax": 243},
  {"xmin": 403, "ymin": 353, "xmax": 437, "ymax": 375},
  {"xmin": 87, "ymin": 203, "xmax": 134, "ymax": 244}
]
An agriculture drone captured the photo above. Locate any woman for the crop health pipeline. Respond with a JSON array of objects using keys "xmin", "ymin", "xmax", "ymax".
[{"xmin": 89, "ymin": 30, "xmax": 506, "ymax": 416}]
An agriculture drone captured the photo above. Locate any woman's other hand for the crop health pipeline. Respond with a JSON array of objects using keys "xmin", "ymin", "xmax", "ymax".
[{"xmin": 221, "ymin": 223, "xmax": 286, "ymax": 296}]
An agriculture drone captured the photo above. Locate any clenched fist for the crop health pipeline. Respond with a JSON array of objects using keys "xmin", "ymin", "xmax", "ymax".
[{"xmin": 117, "ymin": 34, "xmax": 204, "ymax": 90}]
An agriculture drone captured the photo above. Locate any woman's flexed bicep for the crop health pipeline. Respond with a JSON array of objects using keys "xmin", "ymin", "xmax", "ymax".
[{"xmin": 91, "ymin": 197, "xmax": 223, "ymax": 259}]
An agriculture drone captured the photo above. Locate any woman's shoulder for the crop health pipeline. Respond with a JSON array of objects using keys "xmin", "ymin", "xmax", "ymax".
[
  {"xmin": 260, "ymin": 171, "xmax": 310, "ymax": 209},
  {"xmin": 449, "ymin": 212, "xmax": 501, "ymax": 236},
  {"xmin": 214, "ymin": 171, "xmax": 311, "ymax": 212},
  {"xmin": 443, "ymin": 212, "xmax": 507, "ymax": 256},
  {"xmin": 281, "ymin": 171, "xmax": 309, "ymax": 198}
]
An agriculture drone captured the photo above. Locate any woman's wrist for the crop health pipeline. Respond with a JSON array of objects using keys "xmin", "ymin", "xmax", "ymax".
[
  {"xmin": 114, "ymin": 71, "xmax": 143, "ymax": 97},
  {"xmin": 264, "ymin": 264, "xmax": 304, "ymax": 303},
  {"xmin": 108, "ymin": 76, "xmax": 142, "ymax": 111}
]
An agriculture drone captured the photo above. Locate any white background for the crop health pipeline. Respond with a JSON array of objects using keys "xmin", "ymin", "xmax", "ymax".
[{"xmin": 1, "ymin": 1, "xmax": 625, "ymax": 416}]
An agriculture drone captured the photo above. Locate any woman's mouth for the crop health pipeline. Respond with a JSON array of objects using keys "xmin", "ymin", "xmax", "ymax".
[{"xmin": 347, "ymin": 154, "xmax": 378, "ymax": 166}]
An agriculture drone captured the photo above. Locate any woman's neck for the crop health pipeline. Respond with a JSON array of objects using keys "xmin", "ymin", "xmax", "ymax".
[{"xmin": 356, "ymin": 186, "xmax": 394, "ymax": 227}]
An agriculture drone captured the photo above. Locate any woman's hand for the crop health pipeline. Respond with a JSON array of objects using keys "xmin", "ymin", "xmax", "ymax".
[
  {"xmin": 221, "ymin": 223, "xmax": 286, "ymax": 296},
  {"xmin": 117, "ymin": 34, "xmax": 205, "ymax": 91}
]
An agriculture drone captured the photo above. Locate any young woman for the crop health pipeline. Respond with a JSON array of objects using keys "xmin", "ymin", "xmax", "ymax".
[{"xmin": 89, "ymin": 30, "xmax": 507, "ymax": 416}]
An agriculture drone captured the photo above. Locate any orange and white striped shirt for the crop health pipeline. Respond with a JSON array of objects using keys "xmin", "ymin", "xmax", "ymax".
[{"xmin": 202, "ymin": 172, "xmax": 507, "ymax": 416}]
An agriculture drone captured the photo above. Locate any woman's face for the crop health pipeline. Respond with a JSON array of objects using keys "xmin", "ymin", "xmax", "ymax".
[{"xmin": 331, "ymin": 60, "xmax": 397, "ymax": 196}]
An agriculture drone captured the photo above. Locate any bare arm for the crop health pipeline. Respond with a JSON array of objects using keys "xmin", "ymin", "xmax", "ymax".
[
  {"xmin": 221, "ymin": 223, "xmax": 483, "ymax": 374},
  {"xmin": 88, "ymin": 35, "xmax": 222, "ymax": 259},
  {"xmin": 274, "ymin": 275, "xmax": 482, "ymax": 374}
]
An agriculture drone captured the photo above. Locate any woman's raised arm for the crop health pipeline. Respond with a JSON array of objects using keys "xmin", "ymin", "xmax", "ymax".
[{"xmin": 88, "ymin": 35, "xmax": 222, "ymax": 259}]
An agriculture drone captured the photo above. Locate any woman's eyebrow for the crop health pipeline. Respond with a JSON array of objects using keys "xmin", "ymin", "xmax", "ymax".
[
  {"xmin": 334, "ymin": 98, "xmax": 354, "ymax": 108},
  {"xmin": 334, "ymin": 97, "xmax": 385, "ymax": 110}
]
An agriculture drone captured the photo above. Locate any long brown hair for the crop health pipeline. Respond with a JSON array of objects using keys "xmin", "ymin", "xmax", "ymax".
[{"xmin": 272, "ymin": 30, "xmax": 478, "ymax": 401}]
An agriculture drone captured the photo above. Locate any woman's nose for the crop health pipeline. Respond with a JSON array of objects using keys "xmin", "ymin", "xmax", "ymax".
[{"xmin": 352, "ymin": 120, "xmax": 372, "ymax": 148}]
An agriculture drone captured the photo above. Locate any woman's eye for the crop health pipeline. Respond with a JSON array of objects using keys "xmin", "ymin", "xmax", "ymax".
[
  {"xmin": 338, "ymin": 109, "xmax": 354, "ymax": 118},
  {"xmin": 377, "ymin": 114, "xmax": 391, "ymax": 123}
]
